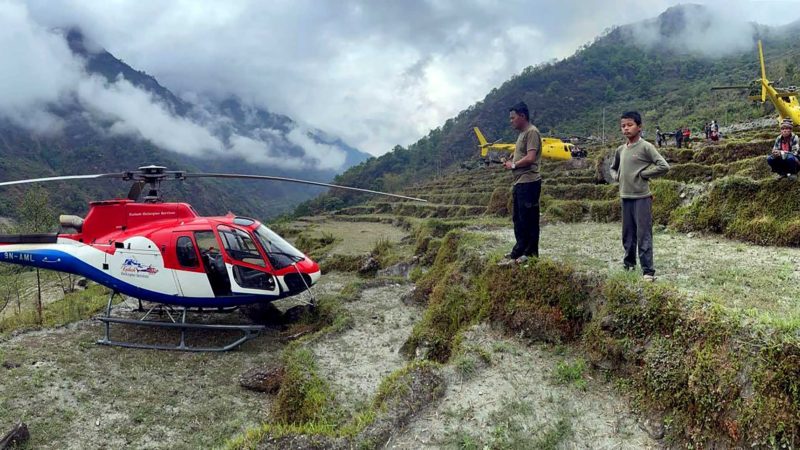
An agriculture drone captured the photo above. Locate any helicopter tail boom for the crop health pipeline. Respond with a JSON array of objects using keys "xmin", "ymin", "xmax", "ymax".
[{"xmin": 473, "ymin": 127, "xmax": 490, "ymax": 157}]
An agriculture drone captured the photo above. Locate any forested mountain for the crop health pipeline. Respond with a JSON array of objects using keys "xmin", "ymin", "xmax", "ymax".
[
  {"xmin": 296, "ymin": 4, "xmax": 800, "ymax": 214},
  {"xmin": 0, "ymin": 29, "xmax": 371, "ymax": 221}
]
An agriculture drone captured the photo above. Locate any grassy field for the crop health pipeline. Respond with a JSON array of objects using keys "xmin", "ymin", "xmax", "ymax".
[{"xmin": 478, "ymin": 222, "xmax": 800, "ymax": 325}]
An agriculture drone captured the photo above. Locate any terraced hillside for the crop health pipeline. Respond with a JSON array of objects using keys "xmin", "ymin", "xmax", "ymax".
[{"xmin": 246, "ymin": 128, "xmax": 800, "ymax": 448}]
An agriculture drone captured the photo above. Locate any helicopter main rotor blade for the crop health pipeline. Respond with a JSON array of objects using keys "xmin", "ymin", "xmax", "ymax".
[
  {"xmin": 0, "ymin": 173, "xmax": 125, "ymax": 187},
  {"xmin": 710, "ymin": 86, "xmax": 752, "ymax": 90},
  {"xmin": 183, "ymin": 173, "xmax": 428, "ymax": 202}
]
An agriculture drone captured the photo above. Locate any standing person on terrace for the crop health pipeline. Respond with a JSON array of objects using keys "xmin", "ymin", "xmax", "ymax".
[
  {"xmin": 610, "ymin": 111, "xmax": 670, "ymax": 282},
  {"xmin": 499, "ymin": 101, "xmax": 542, "ymax": 265},
  {"xmin": 768, "ymin": 118, "xmax": 800, "ymax": 180}
]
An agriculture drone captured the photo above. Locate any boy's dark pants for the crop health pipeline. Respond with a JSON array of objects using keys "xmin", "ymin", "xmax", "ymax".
[
  {"xmin": 511, "ymin": 180, "xmax": 541, "ymax": 258},
  {"xmin": 622, "ymin": 197, "xmax": 654, "ymax": 275}
]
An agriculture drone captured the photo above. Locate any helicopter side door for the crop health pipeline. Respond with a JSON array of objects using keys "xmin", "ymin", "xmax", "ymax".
[
  {"xmin": 216, "ymin": 226, "xmax": 279, "ymax": 296},
  {"xmin": 194, "ymin": 230, "xmax": 233, "ymax": 297},
  {"xmin": 171, "ymin": 233, "xmax": 216, "ymax": 298}
]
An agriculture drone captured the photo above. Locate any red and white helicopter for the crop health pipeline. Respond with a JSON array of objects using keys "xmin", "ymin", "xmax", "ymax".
[{"xmin": 0, "ymin": 165, "xmax": 424, "ymax": 351}]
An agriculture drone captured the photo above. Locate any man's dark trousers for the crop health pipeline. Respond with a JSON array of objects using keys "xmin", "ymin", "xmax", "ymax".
[
  {"xmin": 622, "ymin": 197, "xmax": 654, "ymax": 275},
  {"xmin": 511, "ymin": 180, "xmax": 541, "ymax": 258}
]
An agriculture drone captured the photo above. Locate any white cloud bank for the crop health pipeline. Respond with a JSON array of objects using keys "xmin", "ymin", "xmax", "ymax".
[
  {"xmin": 5, "ymin": 0, "xmax": 800, "ymax": 158},
  {"xmin": 0, "ymin": 0, "xmax": 347, "ymax": 172}
]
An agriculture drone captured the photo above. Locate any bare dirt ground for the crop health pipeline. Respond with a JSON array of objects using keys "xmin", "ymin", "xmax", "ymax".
[
  {"xmin": 313, "ymin": 283, "xmax": 420, "ymax": 411},
  {"xmin": 0, "ymin": 304, "xmax": 286, "ymax": 449},
  {"xmin": 0, "ymin": 270, "xmax": 352, "ymax": 450},
  {"xmin": 387, "ymin": 325, "xmax": 656, "ymax": 449}
]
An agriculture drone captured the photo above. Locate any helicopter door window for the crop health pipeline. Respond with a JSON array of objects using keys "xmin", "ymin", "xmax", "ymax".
[
  {"xmin": 176, "ymin": 236, "xmax": 199, "ymax": 268},
  {"xmin": 217, "ymin": 226, "xmax": 275, "ymax": 291},
  {"xmin": 217, "ymin": 227, "xmax": 267, "ymax": 267}
]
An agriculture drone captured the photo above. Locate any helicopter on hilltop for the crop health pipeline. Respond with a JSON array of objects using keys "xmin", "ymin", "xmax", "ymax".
[
  {"xmin": 712, "ymin": 40, "xmax": 800, "ymax": 126},
  {"xmin": 473, "ymin": 127, "xmax": 575, "ymax": 163},
  {"xmin": 0, "ymin": 165, "xmax": 425, "ymax": 351}
]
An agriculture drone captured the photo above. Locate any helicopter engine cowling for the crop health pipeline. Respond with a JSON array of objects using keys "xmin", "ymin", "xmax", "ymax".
[{"xmin": 59, "ymin": 215, "xmax": 84, "ymax": 232}]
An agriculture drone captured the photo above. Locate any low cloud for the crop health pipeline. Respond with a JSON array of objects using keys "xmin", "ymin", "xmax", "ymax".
[
  {"xmin": 76, "ymin": 75, "xmax": 223, "ymax": 154},
  {"xmin": 628, "ymin": 5, "xmax": 758, "ymax": 56},
  {"xmin": 0, "ymin": 1, "xmax": 350, "ymax": 172},
  {"xmin": 286, "ymin": 127, "xmax": 347, "ymax": 171}
]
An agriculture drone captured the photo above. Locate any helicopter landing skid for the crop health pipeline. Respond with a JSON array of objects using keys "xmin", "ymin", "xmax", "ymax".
[{"xmin": 96, "ymin": 292, "xmax": 266, "ymax": 352}]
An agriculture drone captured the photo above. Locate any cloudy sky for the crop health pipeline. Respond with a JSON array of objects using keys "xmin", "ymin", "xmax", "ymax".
[{"xmin": 5, "ymin": 0, "xmax": 800, "ymax": 164}]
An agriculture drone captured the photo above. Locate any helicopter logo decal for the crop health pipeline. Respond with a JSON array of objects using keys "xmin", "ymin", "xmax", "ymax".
[{"xmin": 121, "ymin": 257, "xmax": 159, "ymax": 277}]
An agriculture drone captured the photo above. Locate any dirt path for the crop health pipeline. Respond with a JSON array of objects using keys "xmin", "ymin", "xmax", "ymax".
[
  {"xmin": 313, "ymin": 283, "xmax": 419, "ymax": 410},
  {"xmin": 387, "ymin": 325, "xmax": 656, "ymax": 449}
]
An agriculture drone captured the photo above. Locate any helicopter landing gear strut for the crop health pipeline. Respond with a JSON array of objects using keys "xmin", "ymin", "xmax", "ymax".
[{"xmin": 96, "ymin": 291, "xmax": 266, "ymax": 352}]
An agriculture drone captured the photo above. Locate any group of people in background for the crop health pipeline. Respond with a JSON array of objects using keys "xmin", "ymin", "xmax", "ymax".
[
  {"xmin": 654, "ymin": 126, "xmax": 692, "ymax": 148},
  {"xmin": 704, "ymin": 120, "xmax": 720, "ymax": 141},
  {"xmin": 654, "ymin": 121, "xmax": 720, "ymax": 148}
]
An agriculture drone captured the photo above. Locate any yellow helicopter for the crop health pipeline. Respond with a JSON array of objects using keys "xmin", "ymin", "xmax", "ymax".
[
  {"xmin": 473, "ymin": 127, "xmax": 574, "ymax": 162},
  {"xmin": 712, "ymin": 40, "xmax": 800, "ymax": 125}
]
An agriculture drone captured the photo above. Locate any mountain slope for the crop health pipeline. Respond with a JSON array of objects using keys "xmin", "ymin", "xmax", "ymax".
[
  {"xmin": 296, "ymin": 4, "xmax": 798, "ymax": 213},
  {"xmin": 0, "ymin": 29, "xmax": 372, "ymax": 220}
]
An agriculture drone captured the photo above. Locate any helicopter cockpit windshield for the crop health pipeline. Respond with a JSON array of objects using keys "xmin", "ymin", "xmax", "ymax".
[{"xmin": 253, "ymin": 225, "xmax": 306, "ymax": 270}]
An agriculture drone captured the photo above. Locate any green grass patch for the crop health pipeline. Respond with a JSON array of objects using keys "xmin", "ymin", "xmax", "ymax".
[
  {"xmin": 553, "ymin": 359, "xmax": 588, "ymax": 390},
  {"xmin": 0, "ymin": 283, "xmax": 109, "ymax": 335},
  {"xmin": 671, "ymin": 176, "xmax": 800, "ymax": 246}
]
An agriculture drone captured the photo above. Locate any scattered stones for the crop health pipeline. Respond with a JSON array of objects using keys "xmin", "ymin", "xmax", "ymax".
[
  {"xmin": 283, "ymin": 304, "xmax": 314, "ymax": 324},
  {"xmin": 1, "ymin": 361, "xmax": 19, "ymax": 370},
  {"xmin": 638, "ymin": 416, "xmax": 666, "ymax": 440},
  {"xmin": 358, "ymin": 256, "xmax": 380, "ymax": 275},
  {"xmin": 400, "ymin": 287, "xmax": 419, "ymax": 306},
  {"xmin": 239, "ymin": 366, "xmax": 285, "ymax": 394},
  {"xmin": 600, "ymin": 315, "xmax": 616, "ymax": 332},
  {"xmin": 377, "ymin": 261, "xmax": 416, "ymax": 279}
]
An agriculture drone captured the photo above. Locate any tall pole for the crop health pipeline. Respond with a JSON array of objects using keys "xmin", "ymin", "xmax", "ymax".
[{"xmin": 602, "ymin": 107, "xmax": 606, "ymax": 143}]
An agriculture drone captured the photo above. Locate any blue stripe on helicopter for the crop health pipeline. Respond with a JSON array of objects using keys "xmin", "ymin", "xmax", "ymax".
[{"xmin": 0, "ymin": 248, "xmax": 278, "ymax": 307}]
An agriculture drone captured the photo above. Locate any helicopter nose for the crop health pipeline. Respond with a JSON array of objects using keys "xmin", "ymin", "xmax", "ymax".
[{"xmin": 309, "ymin": 269, "xmax": 321, "ymax": 284}]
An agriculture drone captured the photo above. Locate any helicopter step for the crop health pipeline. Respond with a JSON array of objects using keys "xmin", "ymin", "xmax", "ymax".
[{"xmin": 96, "ymin": 292, "xmax": 267, "ymax": 352}]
